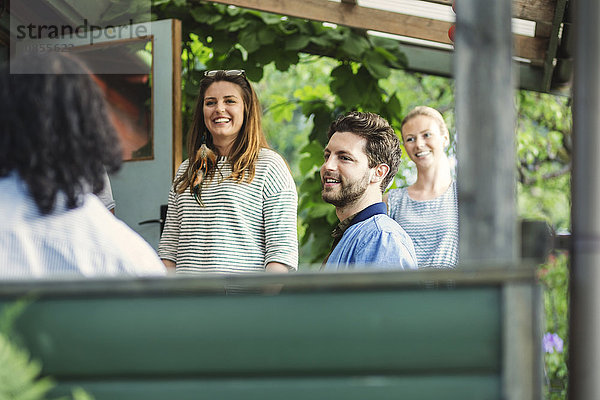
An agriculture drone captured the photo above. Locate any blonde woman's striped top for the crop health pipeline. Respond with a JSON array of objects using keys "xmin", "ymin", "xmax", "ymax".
[{"xmin": 387, "ymin": 181, "xmax": 458, "ymax": 268}]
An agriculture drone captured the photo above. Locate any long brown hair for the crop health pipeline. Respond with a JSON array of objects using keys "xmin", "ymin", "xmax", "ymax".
[{"xmin": 175, "ymin": 71, "xmax": 268, "ymax": 194}]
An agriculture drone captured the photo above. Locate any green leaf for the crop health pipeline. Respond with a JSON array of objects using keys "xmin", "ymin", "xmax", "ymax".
[
  {"xmin": 238, "ymin": 30, "xmax": 261, "ymax": 53},
  {"xmin": 362, "ymin": 49, "xmax": 390, "ymax": 79},
  {"xmin": 339, "ymin": 34, "xmax": 371, "ymax": 58},
  {"xmin": 299, "ymin": 156, "xmax": 319, "ymax": 176},
  {"xmin": 190, "ymin": 7, "xmax": 220, "ymax": 24},
  {"xmin": 309, "ymin": 35, "xmax": 334, "ymax": 48},
  {"xmin": 385, "ymin": 93, "xmax": 403, "ymax": 124},
  {"xmin": 299, "ymin": 174, "xmax": 322, "ymax": 194},
  {"xmin": 222, "ymin": 48, "xmax": 245, "ymax": 69},
  {"xmin": 225, "ymin": 5, "xmax": 242, "ymax": 16},
  {"xmin": 311, "ymin": 203, "xmax": 335, "ymax": 218},
  {"xmin": 258, "ymin": 28, "xmax": 276, "ymax": 45},
  {"xmin": 298, "ymin": 142, "xmax": 324, "ymax": 175},
  {"xmin": 310, "ymin": 109, "xmax": 336, "ymax": 145},
  {"xmin": 369, "ymin": 35, "xmax": 401, "ymax": 51},
  {"xmin": 333, "ymin": 82, "xmax": 362, "ymax": 107},
  {"xmin": 373, "ymin": 46, "xmax": 397, "ymax": 62},
  {"xmin": 267, "ymin": 95, "xmax": 296, "ymax": 123},
  {"xmin": 227, "ymin": 17, "xmax": 251, "ymax": 31},
  {"xmin": 293, "ymin": 84, "xmax": 332, "ymax": 101},
  {"xmin": 300, "ymin": 99, "xmax": 330, "ymax": 117},
  {"xmin": 260, "ymin": 13, "xmax": 284, "ymax": 25},
  {"xmin": 244, "ymin": 63, "xmax": 264, "ymax": 81},
  {"xmin": 213, "ymin": 3, "xmax": 228, "ymax": 13},
  {"xmin": 300, "ymin": 140, "xmax": 324, "ymax": 158},
  {"xmin": 210, "ymin": 34, "xmax": 234, "ymax": 54},
  {"xmin": 324, "ymin": 27, "xmax": 348, "ymax": 42},
  {"xmin": 330, "ymin": 63, "xmax": 354, "ymax": 81},
  {"xmin": 330, "ymin": 64, "xmax": 366, "ymax": 107},
  {"xmin": 284, "ymin": 35, "xmax": 311, "ymax": 51},
  {"xmin": 0, "ymin": 333, "xmax": 55, "ymax": 400},
  {"xmin": 274, "ymin": 51, "xmax": 299, "ymax": 71},
  {"xmin": 72, "ymin": 386, "xmax": 96, "ymax": 400}
]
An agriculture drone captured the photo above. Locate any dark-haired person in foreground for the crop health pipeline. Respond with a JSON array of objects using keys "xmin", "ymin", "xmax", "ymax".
[
  {"xmin": 321, "ymin": 112, "xmax": 417, "ymax": 270},
  {"xmin": 0, "ymin": 53, "xmax": 166, "ymax": 279}
]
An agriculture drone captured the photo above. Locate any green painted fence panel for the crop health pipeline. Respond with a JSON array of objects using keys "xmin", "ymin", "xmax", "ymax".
[
  {"xmin": 52, "ymin": 375, "xmax": 501, "ymax": 400},
  {"xmin": 5, "ymin": 287, "xmax": 501, "ymax": 378}
]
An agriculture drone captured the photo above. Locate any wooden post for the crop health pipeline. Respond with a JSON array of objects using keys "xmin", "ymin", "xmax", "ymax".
[
  {"xmin": 454, "ymin": 0, "xmax": 517, "ymax": 266},
  {"xmin": 570, "ymin": 0, "xmax": 600, "ymax": 398},
  {"xmin": 454, "ymin": 1, "xmax": 540, "ymax": 399}
]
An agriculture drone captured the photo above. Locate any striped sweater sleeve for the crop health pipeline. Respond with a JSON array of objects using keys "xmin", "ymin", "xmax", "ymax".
[
  {"xmin": 262, "ymin": 152, "xmax": 299, "ymax": 270},
  {"xmin": 157, "ymin": 161, "xmax": 186, "ymax": 263}
]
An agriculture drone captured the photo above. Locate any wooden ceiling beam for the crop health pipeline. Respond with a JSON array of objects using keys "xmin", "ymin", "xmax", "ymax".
[
  {"xmin": 425, "ymin": 0, "xmax": 555, "ymax": 23},
  {"xmin": 209, "ymin": 0, "xmax": 547, "ymax": 61},
  {"xmin": 515, "ymin": 35, "xmax": 548, "ymax": 63},
  {"xmin": 541, "ymin": 0, "xmax": 569, "ymax": 91}
]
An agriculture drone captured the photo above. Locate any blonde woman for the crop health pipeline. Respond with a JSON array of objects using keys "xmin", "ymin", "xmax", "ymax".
[
  {"xmin": 385, "ymin": 106, "xmax": 458, "ymax": 268},
  {"xmin": 158, "ymin": 70, "xmax": 298, "ymax": 274}
]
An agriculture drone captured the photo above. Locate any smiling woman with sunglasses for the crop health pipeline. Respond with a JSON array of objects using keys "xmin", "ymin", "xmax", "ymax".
[{"xmin": 158, "ymin": 70, "xmax": 298, "ymax": 274}]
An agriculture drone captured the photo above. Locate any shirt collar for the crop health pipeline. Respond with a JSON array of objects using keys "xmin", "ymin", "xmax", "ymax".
[
  {"xmin": 351, "ymin": 202, "xmax": 388, "ymax": 226},
  {"xmin": 331, "ymin": 202, "xmax": 387, "ymax": 240}
]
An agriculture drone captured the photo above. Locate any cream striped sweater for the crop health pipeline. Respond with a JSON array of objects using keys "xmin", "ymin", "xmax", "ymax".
[{"xmin": 158, "ymin": 148, "xmax": 298, "ymax": 274}]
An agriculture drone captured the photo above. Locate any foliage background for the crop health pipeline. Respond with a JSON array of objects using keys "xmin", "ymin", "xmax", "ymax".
[{"xmin": 152, "ymin": 1, "xmax": 571, "ymax": 397}]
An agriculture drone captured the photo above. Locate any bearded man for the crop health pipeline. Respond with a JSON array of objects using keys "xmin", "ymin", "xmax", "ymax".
[{"xmin": 320, "ymin": 111, "xmax": 417, "ymax": 270}]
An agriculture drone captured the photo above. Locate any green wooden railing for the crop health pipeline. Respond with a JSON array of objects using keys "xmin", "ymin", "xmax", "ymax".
[{"xmin": 0, "ymin": 267, "xmax": 541, "ymax": 400}]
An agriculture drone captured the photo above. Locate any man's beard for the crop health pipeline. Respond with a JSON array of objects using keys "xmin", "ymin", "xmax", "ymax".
[{"xmin": 322, "ymin": 171, "xmax": 370, "ymax": 208}]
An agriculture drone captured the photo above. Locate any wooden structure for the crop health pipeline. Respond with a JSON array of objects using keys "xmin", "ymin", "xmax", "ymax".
[
  {"xmin": 1, "ymin": 0, "xmax": 572, "ymax": 94},
  {"xmin": 1, "ymin": 0, "xmax": 596, "ymax": 399},
  {"xmin": 205, "ymin": 0, "xmax": 571, "ymax": 94}
]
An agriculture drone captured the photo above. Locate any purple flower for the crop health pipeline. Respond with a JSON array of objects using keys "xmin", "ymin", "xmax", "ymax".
[{"xmin": 543, "ymin": 332, "xmax": 564, "ymax": 354}]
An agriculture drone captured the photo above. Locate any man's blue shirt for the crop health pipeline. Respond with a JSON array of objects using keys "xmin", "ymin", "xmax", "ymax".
[{"xmin": 324, "ymin": 202, "xmax": 418, "ymax": 270}]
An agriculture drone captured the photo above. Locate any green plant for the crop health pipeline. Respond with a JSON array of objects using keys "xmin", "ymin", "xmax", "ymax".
[
  {"xmin": 0, "ymin": 332, "xmax": 55, "ymax": 400},
  {"xmin": 0, "ymin": 302, "xmax": 95, "ymax": 400},
  {"xmin": 538, "ymin": 253, "xmax": 569, "ymax": 399}
]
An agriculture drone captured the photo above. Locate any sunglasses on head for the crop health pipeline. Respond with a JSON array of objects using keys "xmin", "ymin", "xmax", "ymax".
[{"xmin": 203, "ymin": 69, "xmax": 246, "ymax": 77}]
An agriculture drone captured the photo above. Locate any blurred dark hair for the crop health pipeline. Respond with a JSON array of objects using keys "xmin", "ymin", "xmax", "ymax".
[
  {"xmin": 0, "ymin": 52, "xmax": 122, "ymax": 214},
  {"xmin": 327, "ymin": 111, "xmax": 402, "ymax": 192}
]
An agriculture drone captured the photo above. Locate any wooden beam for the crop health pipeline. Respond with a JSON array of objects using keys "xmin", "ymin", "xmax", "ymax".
[
  {"xmin": 455, "ymin": 0, "xmax": 517, "ymax": 264},
  {"xmin": 512, "ymin": 0, "xmax": 556, "ymax": 23},
  {"xmin": 535, "ymin": 21, "xmax": 552, "ymax": 37},
  {"xmin": 515, "ymin": 34, "xmax": 548, "ymax": 62},
  {"xmin": 303, "ymin": 39, "xmax": 546, "ymax": 92},
  {"xmin": 209, "ymin": 0, "xmax": 450, "ymax": 42},
  {"xmin": 171, "ymin": 19, "xmax": 183, "ymax": 178},
  {"xmin": 541, "ymin": 0, "xmax": 569, "ymax": 91},
  {"xmin": 426, "ymin": 0, "xmax": 555, "ymax": 23},
  {"xmin": 208, "ymin": 0, "xmax": 546, "ymax": 61}
]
